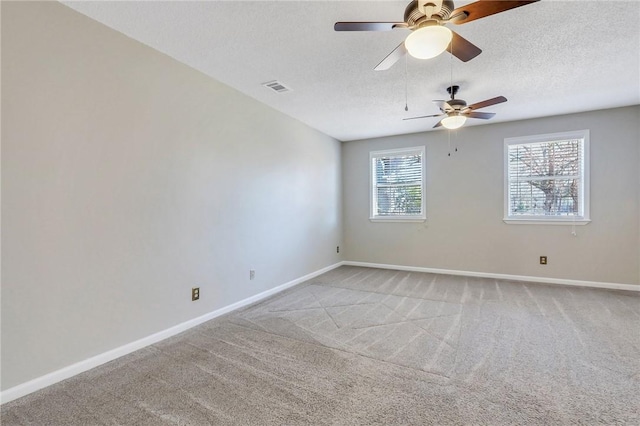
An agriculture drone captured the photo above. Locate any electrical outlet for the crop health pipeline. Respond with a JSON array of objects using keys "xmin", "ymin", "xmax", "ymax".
[
  {"xmin": 336, "ymin": 246, "xmax": 340, "ymax": 253},
  {"xmin": 540, "ymin": 256, "xmax": 547, "ymax": 265},
  {"xmin": 192, "ymin": 287, "xmax": 200, "ymax": 301},
  {"xmin": 249, "ymin": 270, "xmax": 255, "ymax": 280}
]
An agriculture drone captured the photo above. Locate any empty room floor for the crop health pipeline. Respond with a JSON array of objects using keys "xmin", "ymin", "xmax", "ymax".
[{"xmin": 2, "ymin": 266, "xmax": 639, "ymax": 425}]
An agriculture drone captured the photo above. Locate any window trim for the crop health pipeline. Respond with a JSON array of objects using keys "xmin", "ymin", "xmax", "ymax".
[
  {"xmin": 370, "ymin": 146, "xmax": 426, "ymax": 222},
  {"xmin": 503, "ymin": 129, "xmax": 590, "ymax": 225}
]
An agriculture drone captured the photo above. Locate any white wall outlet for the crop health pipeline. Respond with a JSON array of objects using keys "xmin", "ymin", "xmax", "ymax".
[{"xmin": 249, "ymin": 270, "xmax": 255, "ymax": 280}]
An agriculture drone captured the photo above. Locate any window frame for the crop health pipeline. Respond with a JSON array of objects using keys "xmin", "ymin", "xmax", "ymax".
[
  {"xmin": 369, "ymin": 146, "xmax": 426, "ymax": 223},
  {"xmin": 503, "ymin": 129, "xmax": 590, "ymax": 225}
]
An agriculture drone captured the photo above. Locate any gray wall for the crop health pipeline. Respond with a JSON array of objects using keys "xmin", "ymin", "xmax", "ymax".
[
  {"xmin": 1, "ymin": 2, "xmax": 342, "ymax": 390},
  {"xmin": 342, "ymin": 106, "xmax": 640, "ymax": 285}
]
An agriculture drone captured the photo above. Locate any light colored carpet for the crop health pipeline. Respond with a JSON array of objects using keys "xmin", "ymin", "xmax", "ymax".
[{"xmin": 2, "ymin": 266, "xmax": 639, "ymax": 425}]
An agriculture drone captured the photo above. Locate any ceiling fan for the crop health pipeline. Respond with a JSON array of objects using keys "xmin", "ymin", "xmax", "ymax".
[
  {"xmin": 335, "ymin": 0, "xmax": 539, "ymax": 70},
  {"xmin": 404, "ymin": 85, "xmax": 507, "ymax": 129}
]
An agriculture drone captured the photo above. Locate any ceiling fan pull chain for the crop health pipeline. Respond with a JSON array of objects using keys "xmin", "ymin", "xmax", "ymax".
[
  {"xmin": 404, "ymin": 54, "xmax": 409, "ymax": 111},
  {"xmin": 455, "ymin": 127, "xmax": 458, "ymax": 152}
]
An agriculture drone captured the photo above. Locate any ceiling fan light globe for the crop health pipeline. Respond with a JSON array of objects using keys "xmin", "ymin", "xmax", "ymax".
[
  {"xmin": 405, "ymin": 26, "xmax": 452, "ymax": 60},
  {"xmin": 442, "ymin": 114, "xmax": 467, "ymax": 129}
]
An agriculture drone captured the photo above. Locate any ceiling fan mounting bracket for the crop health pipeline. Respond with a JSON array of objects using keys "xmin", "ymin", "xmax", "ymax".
[
  {"xmin": 417, "ymin": 0, "xmax": 442, "ymax": 18},
  {"xmin": 446, "ymin": 85, "xmax": 460, "ymax": 98},
  {"xmin": 405, "ymin": 0, "xmax": 455, "ymax": 27}
]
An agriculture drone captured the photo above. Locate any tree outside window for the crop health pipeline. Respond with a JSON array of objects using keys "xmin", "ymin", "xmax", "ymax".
[{"xmin": 504, "ymin": 130, "xmax": 590, "ymax": 225}]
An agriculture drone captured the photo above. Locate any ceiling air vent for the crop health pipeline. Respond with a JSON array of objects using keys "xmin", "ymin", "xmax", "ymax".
[{"xmin": 262, "ymin": 80, "xmax": 291, "ymax": 94}]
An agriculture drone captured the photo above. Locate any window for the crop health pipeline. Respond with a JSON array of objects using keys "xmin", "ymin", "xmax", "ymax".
[
  {"xmin": 370, "ymin": 146, "xmax": 425, "ymax": 222},
  {"xmin": 504, "ymin": 130, "xmax": 590, "ymax": 225}
]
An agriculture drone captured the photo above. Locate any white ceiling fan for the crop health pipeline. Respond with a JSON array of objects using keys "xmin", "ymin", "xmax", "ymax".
[
  {"xmin": 404, "ymin": 85, "xmax": 507, "ymax": 129},
  {"xmin": 335, "ymin": 0, "xmax": 540, "ymax": 70}
]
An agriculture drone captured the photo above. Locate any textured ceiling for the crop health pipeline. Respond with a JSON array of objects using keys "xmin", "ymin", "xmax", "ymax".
[{"xmin": 62, "ymin": 1, "xmax": 640, "ymax": 142}]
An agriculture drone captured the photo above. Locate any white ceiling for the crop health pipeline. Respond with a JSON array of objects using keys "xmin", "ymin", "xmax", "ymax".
[{"xmin": 62, "ymin": 0, "xmax": 640, "ymax": 142}]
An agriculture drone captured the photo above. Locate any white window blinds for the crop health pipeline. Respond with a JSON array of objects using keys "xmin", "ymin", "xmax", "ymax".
[
  {"xmin": 370, "ymin": 147, "xmax": 425, "ymax": 221},
  {"xmin": 504, "ymin": 130, "xmax": 590, "ymax": 224}
]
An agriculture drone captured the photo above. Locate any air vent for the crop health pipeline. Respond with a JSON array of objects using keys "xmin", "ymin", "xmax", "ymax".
[{"xmin": 262, "ymin": 80, "xmax": 291, "ymax": 93}]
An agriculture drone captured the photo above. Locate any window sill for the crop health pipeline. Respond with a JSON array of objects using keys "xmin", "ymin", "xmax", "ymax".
[
  {"xmin": 503, "ymin": 218, "xmax": 591, "ymax": 226},
  {"xmin": 370, "ymin": 217, "xmax": 426, "ymax": 223}
]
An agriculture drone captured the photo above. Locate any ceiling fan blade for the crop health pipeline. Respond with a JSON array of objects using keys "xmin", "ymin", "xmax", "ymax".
[
  {"xmin": 433, "ymin": 100, "xmax": 452, "ymax": 111},
  {"xmin": 466, "ymin": 96, "xmax": 507, "ymax": 110},
  {"xmin": 433, "ymin": 120, "xmax": 444, "ymax": 128},
  {"xmin": 465, "ymin": 111, "xmax": 496, "ymax": 119},
  {"xmin": 374, "ymin": 42, "xmax": 407, "ymax": 71},
  {"xmin": 450, "ymin": 1, "xmax": 540, "ymax": 25},
  {"xmin": 334, "ymin": 22, "xmax": 406, "ymax": 31},
  {"xmin": 446, "ymin": 31, "xmax": 482, "ymax": 62},
  {"xmin": 403, "ymin": 114, "xmax": 443, "ymax": 121}
]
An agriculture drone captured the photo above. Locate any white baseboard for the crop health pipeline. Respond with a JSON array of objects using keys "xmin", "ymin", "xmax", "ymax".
[
  {"xmin": 342, "ymin": 261, "xmax": 640, "ymax": 292},
  {"xmin": 0, "ymin": 262, "xmax": 343, "ymax": 405}
]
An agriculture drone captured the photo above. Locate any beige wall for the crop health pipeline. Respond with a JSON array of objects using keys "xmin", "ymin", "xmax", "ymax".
[
  {"xmin": 342, "ymin": 106, "xmax": 640, "ymax": 285},
  {"xmin": 1, "ymin": 1, "xmax": 342, "ymax": 390}
]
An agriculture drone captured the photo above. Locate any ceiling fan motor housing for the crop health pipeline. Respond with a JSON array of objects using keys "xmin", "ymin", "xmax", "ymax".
[
  {"xmin": 445, "ymin": 85, "xmax": 467, "ymax": 110},
  {"xmin": 447, "ymin": 99, "xmax": 467, "ymax": 111},
  {"xmin": 404, "ymin": 0, "xmax": 455, "ymax": 26}
]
